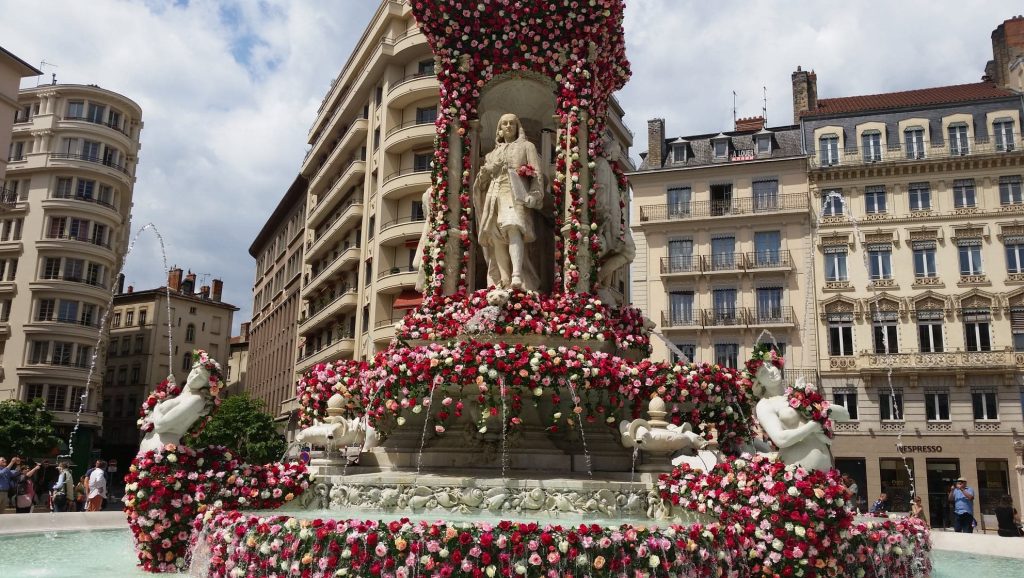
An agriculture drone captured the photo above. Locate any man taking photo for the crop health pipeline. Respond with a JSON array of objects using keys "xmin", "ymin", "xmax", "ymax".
[{"xmin": 948, "ymin": 476, "xmax": 976, "ymax": 533}]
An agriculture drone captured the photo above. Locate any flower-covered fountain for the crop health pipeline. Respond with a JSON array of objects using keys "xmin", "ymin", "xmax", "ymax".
[{"xmin": 124, "ymin": 2, "xmax": 931, "ymax": 576}]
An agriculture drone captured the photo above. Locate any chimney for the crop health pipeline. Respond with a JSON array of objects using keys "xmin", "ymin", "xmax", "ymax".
[
  {"xmin": 116, "ymin": 273, "xmax": 126, "ymax": 295},
  {"xmin": 127, "ymin": 285, "xmax": 133, "ymax": 294},
  {"xmin": 241, "ymin": 321, "xmax": 251, "ymax": 341},
  {"xmin": 212, "ymin": 278, "xmax": 223, "ymax": 302},
  {"xmin": 646, "ymin": 118, "xmax": 666, "ymax": 168},
  {"xmin": 182, "ymin": 271, "xmax": 196, "ymax": 295},
  {"xmin": 990, "ymin": 16, "xmax": 1024, "ymax": 88},
  {"xmin": 168, "ymin": 267, "xmax": 183, "ymax": 292},
  {"xmin": 791, "ymin": 66, "xmax": 818, "ymax": 122},
  {"xmin": 199, "ymin": 285, "xmax": 210, "ymax": 300},
  {"xmin": 735, "ymin": 116, "xmax": 766, "ymax": 132}
]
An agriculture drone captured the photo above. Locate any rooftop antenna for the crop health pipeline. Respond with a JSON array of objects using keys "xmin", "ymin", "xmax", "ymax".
[
  {"xmin": 732, "ymin": 90, "xmax": 737, "ymax": 124},
  {"xmin": 36, "ymin": 60, "xmax": 57, "ymax": 87},
  {"xmin": 762, "ymin": 86, "xmax": 768, "ymax": 125}
]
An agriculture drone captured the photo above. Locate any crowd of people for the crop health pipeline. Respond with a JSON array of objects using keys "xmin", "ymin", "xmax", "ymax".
[{"xmin": 0, "ymin": 456, "xmax": 109, "ymax": 514}]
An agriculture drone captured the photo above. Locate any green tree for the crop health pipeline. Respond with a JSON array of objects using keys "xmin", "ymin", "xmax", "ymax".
[
  {"xmin": 0, "ymin": 398, "xmax": 61, "ymax": 458},
  {"xmin": 193, "ymin": 394, "xmax": 285, "ymax": 464}
]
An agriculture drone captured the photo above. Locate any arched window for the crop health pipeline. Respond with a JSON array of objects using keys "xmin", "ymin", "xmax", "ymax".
[
  {"xmin": 185, "ymin": 323, "xmax": 195, "ymax": 343},
  {"xmin": 182, "ymin": 352, "xmax": 191, "ymax": 371}
]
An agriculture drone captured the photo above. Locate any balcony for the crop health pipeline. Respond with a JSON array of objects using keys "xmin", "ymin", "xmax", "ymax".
[
  {"xmin": 701, "ymin": 308, "xmax": 744, "ymax": 328},
  {"xmin": 60, "ymin": 114, "xmax": 133, "ymax": 138},
  {"xmin": 809, "ymin": 135, "xmax": 1023, "ymax": 170},
  {"xmin": 303, "ymin": 246, "xmax": 360, "ymax": 295},
  {"xmin": 43, "ymin": 232, "xmax": 111, "ymax": 250},
  {"xmin": 372, "ymin": 318, "xmax": 398, "ymax": 345},
  {"xmin": 381, "ymin": 167, "xmax": 431, "ymax": 200},
  {"xmin": 384, "ymin": 119, "xmax": 436, "ymax": 153},
  {"xmin": 387, "ymin": 71, "xmax": 438, "ymax": 110},
  {"xmin": 746, "ymin": 306, "xmax": 797, "ymax": 327},
  {"xmin": 379, "ymin": 215, "xmax": 425, "ymax": 246},
  {"xmin": 306, "ymin": 200, "xmax": 363, "ymax": 260},
  {"xmin": 49, "ymin": 152, "xmax": 131, "ymax": 176},
  {"xmin": 660, "ymin": 310, "xmax": 700, "ymax": 330},
  {"xmin": 299, "ymin": 289, "xmax": 357, "ymax": 334},
  {"xmin": 660, "ymin": 250, "xmax": 793, "ymax": 278},
  {"xmin": 311, "ymin": 154, "xmax": 366, "ymax": 200},
  {"xmin": 826, "ymin": 347, "xmax": 1024, "ymax": 374},
  {"xmin": 376, "ymin": 265, "xmax": 418, "ymax": 294},
  {"xmin": 639, "ymin": 193, "xmax": 809, "ymax": 223},
  {"xmin": 659, "ymin": 307, "xmax": 796, "ymax": 331},
  {"xmin": 0, "ymin": 186, "xmax": 21, "ymax": 209},
  {"xmin": 296, "ymin": 332, "xmax": 356, "ymax": 371}
]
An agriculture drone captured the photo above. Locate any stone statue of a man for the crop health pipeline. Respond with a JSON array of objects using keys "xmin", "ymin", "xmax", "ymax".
[{"xmin": 472, "ymin": 113, "xmax": 544, "ymax": 290}]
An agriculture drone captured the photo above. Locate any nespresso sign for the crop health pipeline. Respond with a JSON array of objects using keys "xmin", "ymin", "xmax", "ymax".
[{"xmin": 897, "ymin": 445, "xmax": 943, "ymax": 453}]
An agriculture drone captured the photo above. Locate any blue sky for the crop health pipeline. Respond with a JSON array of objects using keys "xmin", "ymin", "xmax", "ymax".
[{"xmin": 0, "ymin": 0, "xmax": 1020, "ymax": 336}]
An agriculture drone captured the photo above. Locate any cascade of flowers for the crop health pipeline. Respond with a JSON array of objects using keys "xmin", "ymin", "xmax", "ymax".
[
  {"xmin": 658, "ymin": 454, "xmax": 931, "ymax": 578},
  {"xmin": 124, "ymin": 349, "xmax": 312, "ymax": 573},
  {"xmin": 297, "ymin": 339, "xmax": 755, "ymax": 452},
  {"xmin": 411, "ymin": 0, "xmax": 630, "ymax": 296}
]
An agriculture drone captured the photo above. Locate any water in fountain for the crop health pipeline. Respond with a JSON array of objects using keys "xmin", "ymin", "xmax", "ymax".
[
  {"xmin": 564, "ymin": 381, "xmax": 593, "ymax": 479},
  {"xmin": 818, "ymin": 191, "xmax": 915, "ymax": 495},
  {"xmin": 415, "ymin": 375, "xmax": 443, "ymax": 475},
  {"xmin": 60, "ymin": 223, "xmax": 174, "ymax": 462},
  {"xmin": 499, "ymin": 376, "xmax": 509, "ymax": 481}
]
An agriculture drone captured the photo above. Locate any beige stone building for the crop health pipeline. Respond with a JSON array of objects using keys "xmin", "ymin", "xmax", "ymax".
[
  {"xmin": 630, "ymin": 117, "xmax": 817, "ymax": 380},
  {"xmin": 103, "ymin": 269, "xmax": 237, "ymax": 469},
  {"xmin": 225, "ymin": 321, "xmax": 250, "ymax": 398},
  {"xmin": 801, "ymin": 19, "xmax": 1024, "ymax": 527},
  {"xmin": 248, "ymin": 175, "xmax": 305, "ymax": 427},
  {"xmin": 0, "ymin": 47, "xmax": 40, "ymax": 181},
  {"xmin": 1, "ymin": 82, "xmax": 142, "ymax": 466}
]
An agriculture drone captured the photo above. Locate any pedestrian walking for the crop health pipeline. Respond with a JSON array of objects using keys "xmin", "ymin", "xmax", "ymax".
[{"xmin": 86, "ymin": 460, "xmax": 107, "ymax": 511}]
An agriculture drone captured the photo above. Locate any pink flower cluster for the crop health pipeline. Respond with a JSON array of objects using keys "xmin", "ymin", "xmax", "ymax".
[
  {"xmin": 297, "ymin": 340, "xmax": 755, "ymax": 451},
  {"xmin": 786, "ymin": 381, "xmax": 836, "ymax": 439},
  {"xmin": 397, "ymin": 288, "xmax": 650, "ymax": 353},
  {"xmin": 659, "ymin": 454, "xmax": 931, "ymax": 577},
  {"xmin": 123, "ymin": 445, "xmax": 310, "ymax": 573}
]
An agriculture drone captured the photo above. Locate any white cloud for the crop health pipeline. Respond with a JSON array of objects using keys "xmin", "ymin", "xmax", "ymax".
[{"xmin": 1, "ymin": 0, "xmax": 1020, "ymax": 334}]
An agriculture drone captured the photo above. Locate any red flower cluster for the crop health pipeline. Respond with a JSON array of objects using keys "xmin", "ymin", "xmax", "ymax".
[
  {"xmin": 516, "ymin": 163, "xmax": 537, "ymax": 178},
  {"xmin": 397, "ymin": 288, "xmax": 650, "ymax": 353},
  {"xmin": 786, "ymin": 382, "xmax": 836, "ymax": 439},
  {"xmin": 123, "ymin": 445, "xmax": 310, "ymax": 573},
  {"xmin": 659, "ymin": 454, "xmax": 931, "ymax": 577},
  {"xmin": 297, "ymin": 340, "xmax": 755, "ymax": 452}
]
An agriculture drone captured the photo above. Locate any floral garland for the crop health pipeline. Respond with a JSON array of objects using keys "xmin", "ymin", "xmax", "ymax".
[
  {"xmin": 396, "ymin": 288, "xmax": 650, "ymax": 353},
  {"xmin": 122, "ymin": 445, "xmax": 310, "ymax": 573},
  {"xmin": 411, "ymin": 0, "xmax": 630, "ymax": 296},
  {"xmin": 297, "ymin": 340, "xmax": 754, "ymax": 451},
  {"xmin": 137, "ymin": 349, "xmax": 225, "ymax": 435},
  {"xmin": 786, "ymin": 381, "xmax": 836, "ymax": 440},
  {"xmin": 743, "ymin": 342, "xmax": 785, "ymax": 381},
  {"xmin": 658, "ymin": 454, "xmax": 931, "ymax": 578},
  {"xmin": 194, "ymin": 505, "xmax": 929, "ymax": 578}
]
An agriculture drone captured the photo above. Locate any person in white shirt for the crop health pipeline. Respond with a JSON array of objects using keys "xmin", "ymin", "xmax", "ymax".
[{"xmin": 86, "ymin": 460, "xmax": 107, "ymax": 511}]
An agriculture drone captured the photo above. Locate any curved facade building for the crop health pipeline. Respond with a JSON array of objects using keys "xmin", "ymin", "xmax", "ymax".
[{"xmin": 1, "ymin": 83, "xmax": 142, "ymax": 462}]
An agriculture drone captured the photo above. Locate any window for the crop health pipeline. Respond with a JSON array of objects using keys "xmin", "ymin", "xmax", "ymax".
[
  {"xmin": 125, "ymin": 310, "xmax": 134, "ymax": 326},
  {"xmin": 999, "ymin": 175, "xmax": 1023, "ymax": 205},
  {"xmin": 872, "ymin": 312, "xmax": 899, "ymax": 354},
  {"xmin": 107, "ymin": 109, "xmax": 122, "ymax": 130},
  {"xmin": 37, "ymin": 298, "xmax": 55, "ymax": 322},
  {"xmin": 671, "ymin": 143, "xmax": 688, "ymax": 162},
  {"xmin": 413, "ymin": 152, "xmax": 432, "ymax": 172},
  {"xmin": 963, "ymin": 308, "xmax": 992, "ymax": 352},
  {"xmin": 108, "ymin": 338, "xmax": 118, "ymax": 356},
  {"xmin": 834, "ymin": 391, "xmax": 858, "ymax": 420},
  {"xmin": 81, "ymin": 140, "xmax": 101, "ymax": 161},
  {"xmin": 45, "ymin": 385, "xmax": 67, "ymax": 412},
  {"xmin": 819, "ymin": 135, "xmax": 839, "ymax": 165},
  {"xmin": 112, "ymin": 312, "xmax": 121, "ymax": 327},
  {"xmin": 947, "ymin": 123, "xmax": 969, "ymax": 155},
  {"xmin": 120, "ymin": 338, "xmax": 130, "ymax": 355},
  {"xmin": 827, "ymin": 313, "xmax": 854, "ymax": 356},
  {"xmin": 668, "ymin": 291, "xmax": 694, "ymax": 324},
  {"xmin": 415, "ymin": 106, "xmax": 437, "ymax": 124},
  {"xmin": 861, "ymin": 131, "xmax": 881, "ymax": 162},
  {"xmin": 63, "ymin": 258, "xmax": 84, "ymax": 282},
  {"xmin": 134, "ymin": 335, "xmax": 144, "ymax": 353},
  {"xmin": 865, "ymin": 186, "xmax": 886, "ymax": 214},
  {"xmin": 189, "ymin": 306, "xmax": 197, "ymax": 315},
  {"xmin": 710, "ymin": 236, "xmax": 735, "ymax": 270},
  {"xmin": 55, "ymin": 177, "xmax": 73, "ymax": 198},
  {"xmin": 86, "ymin": 103, "xmax": 105, "ymax": 124},
  {"xmin": 75, "ymin": 346, "xmax": 91, "ymax": 368},
  {"xmin": 86, "ymin": 263, "xmax": 104, "ymax": 287},
  {"xmin": 52, "ymin": 341, "xmax": 73, "ymax": 365},
  {"xmin": 66, "ymin": 100, "xmax": 84, "ymax": 118},
  {"xmin": 139, "ymin": 309, "xmax": 147, "ymax": 326},
  {"xmin": 977, "ymin": 460, "xmax": 1011, "ymax": 515},
  {"xmin": 1012, "ymin": 307, "xmax": 1024, "ymax": 351},
  {"xmin": 666, "ymin": 187, "xmax": 691, "ymax": 217},
  {"xmin": 667, "ymin": 238, "xmax": 694, "ymax": 272},
  {"xmin": 670, "ymin": 343, "xmax": 696, "ymax": 364},
  {"xmin": 867, "ymin": 245, "xmax": 892, "ymax": 279},
  {"xmin": 709, "ymin": 183, "xmax": 732, "ymax": 215},
  {"xmin": 756, "ymin": 134, "xmax": 772, "ymax": 154},
  {"xmin": 185, "ymin": 323, "xmax": 196, "ymax": 343},
  {"xmin": 824, "ymin": 247, "xmax": 848, "ymax": 282},
  {"xmin": 1007, "ymin": 241, "xmax": 1024, "ymax": 274},
  {"xmin": 752, "ymin": 179, "xmax": 778, "ymax": 211},
  {"xmin": 130, "ymin": 365, "xmax": 140, "ymax": 384},
  {"xmin": 925, "ymin": 390, "xmax": 950, "ymax": 421},
  {"xmin": 118, "ymin": 367, "xmax": 127, "ymax": 386},
  {"xmin": 712, "ymin": 138, "xmax": 728, "ymax": 158},
  {"xmin": 994, "ymin": 119, "xmax": 1016, "ymax": 152},
  {"xmin": 372, "ymin": 128, "xmax": 380, "ymax": 150},
  {"xmin": 957, "ymin": 239, "xmax": 983, "ymax": 275},
  {"xmin": 904, "ymin": 127, "xmax": 925, "ymax": 159},
  {"xmin": 42, "ymin": 257, "xmax": 61, "ymax": 279},
  {"xmin": 29, "ymin": 341, "xmax": 49, "ymax": 364},
  {"xmin": 417, "ymin": 59, "xmax": 435, "ymax": 75},
  {"xmin": 755, "ymin": 287, "xmax": 783, "ymax": 321},
  {"xmin": 753, "ymin": 231, "xmax": 781, "ymax": 266},
  {"xmin": 182, "ymin": 352, "xmax": 192, "ymax": 371},
  {"xmin": 879, "ymin": 390, "xmax": 904, "ymax": 421},
  {"xmin": 917, "ymin": 309, "xmax": 944, "ymax": 353},
  {"xmin": 80, "ymin": 304, "xmax": 96, "ymax": 327},
  {"xmin": 712, "ymin": 288, "xmax": 737, "ymax": 323},
  {"xmin": 908, "ymin": 182, "xmax": 931, "ymax": 211},
  {"xmin": 912, "ymin": 241, "xmax": 937, "ymax": 278},
  {"xmin": 971, "ymin": 388, "xmax": 998, "ymax": 420},
  {"xmin": 821, "ymin": 190, "xmax": 844, "ymax": 216},
  {"xmin": 714, "ymin": 343, "xmax": 738, "ymax": 368},
  {"xmin": 953, "ymin": 179, "xmax": 976, "ymax": 208},
  {"xmin": 48, "ymin": 216, "xmax": 67, "ymax": 238}
]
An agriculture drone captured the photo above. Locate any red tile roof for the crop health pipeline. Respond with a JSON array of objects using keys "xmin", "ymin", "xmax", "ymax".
[{"xmin": 803, "ymin": 82, "xmax": 1018, "ymax": 117}]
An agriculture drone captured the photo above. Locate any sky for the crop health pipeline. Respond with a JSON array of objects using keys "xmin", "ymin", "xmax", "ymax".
[{"xmin": 1, "ymin": 0, "xmax": 1020, "ymax": 335}]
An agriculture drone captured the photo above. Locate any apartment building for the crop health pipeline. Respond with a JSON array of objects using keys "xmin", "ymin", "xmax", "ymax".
[
  {"xmin": 226, "ymin": 321, "xmax": 250, "ymax": 397},
  {"xmin": 1, "ymin": 82, "xmax": 142, "ymax": 467},
  {"xmin": 103, "ymin": 269, "xmax": 237, "ymax": 471},
  {"xmin": 630, "ymin": 117, "xmax": 817, "ymax": 380},
  {"xmin": 801, "ymin": 22, "xmax": 1024, "ymax": 526},
  {"xmin": 0, "ymin": 47, "xmax": 40, "ymax": 181},
  {"xmin": 248, "ymin": 175, "xmax": 305, "ymax": 427}
]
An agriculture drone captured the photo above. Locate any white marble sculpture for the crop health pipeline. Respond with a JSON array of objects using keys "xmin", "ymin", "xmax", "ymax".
[
  {"xmin": 752, "ymin": 362, "xmax": 850, "ymax": 472},
  {"xmin": 594, "ymin": 145, "xmax": 635, "ymax": 306},
  {"xmin": 472, "ymin": 113, "xmax": 545, "ymax": 290},
  {"xmin": 138, "ymin": 363, "xmax": 217, "ymax": 455},
  {"xmin": 620, "ymin": 395, "xmax": 707, "ymax": 458},
  {"xmin": 297, "ymin": 393, "xmax": 367, "ymax": 449}
]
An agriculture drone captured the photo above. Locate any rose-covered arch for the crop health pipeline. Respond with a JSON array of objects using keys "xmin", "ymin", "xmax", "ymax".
[{"xmin": 411, "ymin": 0, "xmax": 630, "ymax": 296}]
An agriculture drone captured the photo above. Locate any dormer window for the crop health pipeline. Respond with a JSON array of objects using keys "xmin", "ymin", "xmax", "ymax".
[
  {"xmin": 994, "ymin": 118, "xmax": 1015, "ymax": 152},
  {"xmin": 948, "ymin": 123, "xmax": 969, "ymax": 156},
  {"xmin": 671, "ymin": 141, "xmax": 689, "ymax": 163},
  {"xmin": 861, "ymin": 130, "xmax": 881, "ymax": 162},
  {"xmin": 819, "ymin": 134, "xmax": 840, "ymax": 166},
  {"xmin": 711, "ymin": 135, "xmax": 730, "ymax": 159},
  {"xmin": 756, "ymin": 134, "xmax": 772, "ymax": 154}
]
